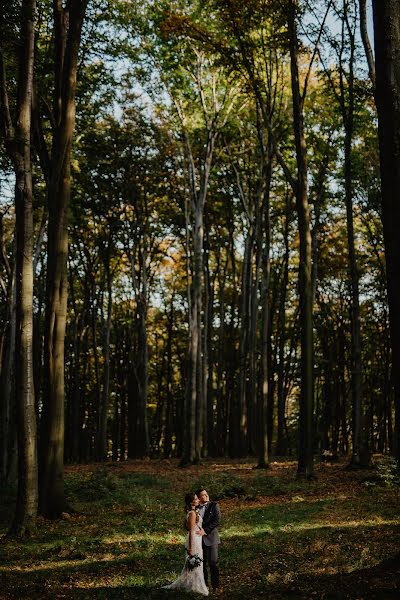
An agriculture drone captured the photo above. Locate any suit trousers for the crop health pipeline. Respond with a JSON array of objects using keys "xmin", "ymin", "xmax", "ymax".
[{"xmin": 202, "ymin": 542, "xmax": 219, "ymax": 589}]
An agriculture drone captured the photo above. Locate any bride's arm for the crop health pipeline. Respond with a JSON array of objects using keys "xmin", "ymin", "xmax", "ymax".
[{"xmin": 187, "ymin": 510, "xmax": 196, "ymax": 555}]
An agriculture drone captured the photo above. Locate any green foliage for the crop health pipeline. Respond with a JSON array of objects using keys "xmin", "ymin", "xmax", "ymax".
[
  {"xmin": 376, "ymin": 456, "xmax": 400, "ymax": 488},
  {"xmin": 65, "ymin": 469, "xmax": 118, "ymax": 501}
]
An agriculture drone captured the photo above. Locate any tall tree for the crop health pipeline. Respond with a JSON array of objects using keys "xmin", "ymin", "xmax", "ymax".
[
  {"xmin": 39, "ymin": 0, "xmax": 88, "ymax": 517},
  {"xmin": 372, "ymin": 0, "xmax": 400, "ymax": 461},
  {"xmin": 0, "ymin": 0, "xmax": 38, "ymax": 534},
  {"xmin": 287, "ymin": 0, "xmax": 315, "ymax": 477}
]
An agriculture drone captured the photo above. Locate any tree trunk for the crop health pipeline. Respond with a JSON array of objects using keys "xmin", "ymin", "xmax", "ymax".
[
  {"xmin": 164, "ymin": 294, "xmax": 175, "ymax": 458},
  {"xmin": 9, "ymin": 0, "xmax": 38, "ymax": 535},
  {"xmin": 204, "ymin": 224, "xmax": 215, "ymax": 457},
  {"xmin": 236, "ymin": 229, "xmax": 253, "ymax": 456},
  {"xmin": 276, "ymin": 196, "xmax": 290, "ymax": 455},
  {"xmin": 98, "ymin": 260, "xmax": 112, "ymax": 460},
  {"xmin": 337, "ymin": 1, "xmax": 369, "ymax": 467},
  {"xmin": 359, "ymin": 0, "xmax": 376, "ymax": 86},
  {"xmin": 249, "ymin": 209, "xmax": 262, "ymax": 456},
  {"xmin": 257, "ymin": 147, "xmax": 273, "ymax": 469},
  {"xmin": 288, "ymin": 0, "xmax": 315, "ymax": 478},
  {"xmin": 181, "ymin": 129, "xmax": 214, "ymax": 465},
  {"xmin": 372, "ymin": 0, "xmax": 400, "ymax": 460},
  {"xmin": 40, "ymin": 0, "xmax": 87, "ymax": 517},
  {"xmin": 0, "ymin": 284, "xmax": 16, "ymax": 485},
  {"xmin": 0, "ymin": 210, "xmax": 15, "ymax": 484}
]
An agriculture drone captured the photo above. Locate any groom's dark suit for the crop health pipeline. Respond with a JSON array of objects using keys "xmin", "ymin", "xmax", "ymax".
[{"xmin": 200, "ymin": 501, "xmax": 221, "ymax": 589}]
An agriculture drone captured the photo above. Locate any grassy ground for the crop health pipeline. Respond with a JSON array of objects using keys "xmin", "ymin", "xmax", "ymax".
[{"xmin": 0, "ymin": 457, "xmax": 399, "ymax": 599}]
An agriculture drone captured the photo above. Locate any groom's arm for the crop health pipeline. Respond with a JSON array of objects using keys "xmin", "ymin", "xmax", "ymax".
[{"xmin": 203, "ymin": 503, "xmax": 221, "ymax": 535}]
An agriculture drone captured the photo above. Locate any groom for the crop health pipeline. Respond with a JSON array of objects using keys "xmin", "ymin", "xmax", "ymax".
[{"xmin": 195, "ymin": 487, "xmax": 221, "ymax": 591}]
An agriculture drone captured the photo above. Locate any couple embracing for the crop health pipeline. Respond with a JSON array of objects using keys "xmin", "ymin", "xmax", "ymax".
[{"xmin": 163, "ymin": 487, "xmax": 221, "ymax": 596}]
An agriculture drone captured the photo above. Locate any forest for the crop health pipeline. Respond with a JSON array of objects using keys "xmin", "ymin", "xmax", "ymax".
[{"xmin": 1, "ymin": 0, "xmax": 400, "ymax": 598}]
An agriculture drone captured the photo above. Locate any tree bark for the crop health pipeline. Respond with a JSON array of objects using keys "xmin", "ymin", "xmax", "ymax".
[
  {"xmin": 288, "ymin": 0, "xmax": 315, "ymax": 478},
  {"xmin": 257, "ymin": 144, "xmax": 273, "ymax": 469},
  {"xmin": 97, "ymin": 256, "xmax": 112, "ymax": 460},
  {"xmin": 359, "ymin": 0, "xmax": 376, "ymax": 86},
  {"xmin": 5, "ymin": 0, "xmax": 38, "ymax": 535},
  {"xmin": 276, "ymin": 196, "xmax": 290, "ymax": 455},
  {"xmin": 40, "ymin": 0, "xmax": 88, "ymax": 517},
  {"xmin": 372, "ymin": 0, "xmax": 400, "ymax": 460}
]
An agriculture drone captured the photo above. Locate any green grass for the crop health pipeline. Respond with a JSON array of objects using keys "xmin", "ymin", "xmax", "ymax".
[{"xmin": 0, "ymin": 458, "xmax": 399, "ymax": 599}]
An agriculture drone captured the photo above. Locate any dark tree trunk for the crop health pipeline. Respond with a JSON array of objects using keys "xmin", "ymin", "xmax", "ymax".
[
  {"xmin": 288, "ymin": 0, "xmax": 315, "ymax": 478},
  {"xmin": 0, "ymin": 290, "xmax": 16, "ymax": 485},
  {"xmin": 2, "ymin": 0, "xmax": 39, "ymax": 535},
  {"xmin": 276, "ymin": 196, "xmax": 290, "ymax": 455},
  {"xmin": 257, "ymin": 145, "xmax": 273, "ymax": 469},
  {"xmin": 97, "ymin": 260, "xmax": 112, "ymax": 460},
  {"xmin": 236, "ymin": 229, "xmax": 253, "ymax": 456},
  {"xmin": 337, "ymin": 2, "xmax": 369, "ymax": 467},
  {"xmin": 40, "ymin": 0, "xmax": 88, "ymax": 517},
  {"xmin": 372, "ymin": 0, "xmax": 400, "ymax": 460},
  {"xmin": 164, "ymin": 294, "xmax": 175, "ymax": 458}
]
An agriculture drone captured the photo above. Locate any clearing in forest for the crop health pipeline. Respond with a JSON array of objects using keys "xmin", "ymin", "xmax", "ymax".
[{"xmin": 0, "ymin": 457, "xmax": 399, "ymax": 599}]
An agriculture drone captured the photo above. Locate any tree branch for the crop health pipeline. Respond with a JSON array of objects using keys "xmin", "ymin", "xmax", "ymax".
[
  {"xmin": 0, "ymin": 46, "xmax": 15, "ymax": 156},
  {"xmin": 359, "ymin": 0, "xmax": 375, "ymax": 87}
]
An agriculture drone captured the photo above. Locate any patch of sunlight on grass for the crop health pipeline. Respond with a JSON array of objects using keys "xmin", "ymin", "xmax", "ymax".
[
  {"xmin": 124, "ymin": 574, "xmax": 146, "ymax": 586},
  {"xmin": 102, "ymin": 532, "xmax": 184, "ymax": 545},
  {"xmin": 286, "ymin": 516, "xmax": 400, "ymax": 532},
  {"xmin": 221, "ymin": 516, "xmax": 400, "ymax": 540},
  {"xmin": 0, "ymin": 558, "xmax": 95, "ymax": 572},
  {"xmin": 223, "ymin": 524, "xmax": 274, "ymax": 538}
]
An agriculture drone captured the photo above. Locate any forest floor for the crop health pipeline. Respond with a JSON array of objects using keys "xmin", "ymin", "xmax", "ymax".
[{"xmin": 0, "ymin": 456, "xmax": 399, "ymax": 599}]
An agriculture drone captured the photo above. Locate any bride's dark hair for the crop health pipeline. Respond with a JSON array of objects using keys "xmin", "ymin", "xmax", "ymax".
[{"xmin": 184, "ymin": 492, "xmax": 197, "ymax": 513}]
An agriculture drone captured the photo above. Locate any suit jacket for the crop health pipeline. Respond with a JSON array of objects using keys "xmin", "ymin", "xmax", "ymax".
[{"xmin": 201, "ymin": 501, "xmax": 221, "ymax": 547}]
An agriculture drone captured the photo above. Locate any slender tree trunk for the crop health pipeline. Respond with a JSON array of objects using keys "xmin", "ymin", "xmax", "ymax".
[
  {"xmin": 228, "ymin": 218, "xmax": 238, "ymax": 457},
  {"xmin": 237, "ymin": 229, "xmax": 253, "ymax": 456},
  {"xmin": 276, "ymin": 198, "xmax": 290, "ymax": 455},
  {"xmin": 359, "ymin": 0, "xmax": 376, "ymax": 86},
  {"xmin": 257, "ymin": 148, "xmax": 273, "ymax": 468},
  {"xmin": 344, "ymin": 117, "xmax": 366, "ymax": 466},
  {"xmin": 183, "ymin": 292, "xmax": 198, "ymax": 465},
  {"xmin": 337, "ymin": 2, "xmax": 369, "ymax": 467},
  {"xmin": 372, "ymin": 0, "xmax": 400, "ymax": 460},
  {"xmin": 288, "ymin": 0, "xmax": 315, "ymax": 478},
  {"xmin": 181, "ymin": 132, "xmax": 214, "ymax": 465},
  {"xmin": 98, "ymin": 261, "xmax": 112, "ymax": 460},
  {"xmin": 249, "ymin": 207, "xmax": 262, "ymax": 456},
  {"xmin": 9, "ymin": 0, "xmax": 38, "ymax": 535},
  {"xmin": 0, "ymin": 286, "xmax": 16, "ymax": 485},
  {"xmin": 40, "ymin": 0, "xmax": 87, "ymax": 517},
  {"xmin": 204, "ymin": 225, "xmax": 215, "ymax": 457},
  {"xmin": 0, "ymin": 212, "xmax": 15, "ymax": 483},
  {"xmin": 185, "ymin": 207, "xmax": 203, "ymax": 464}
]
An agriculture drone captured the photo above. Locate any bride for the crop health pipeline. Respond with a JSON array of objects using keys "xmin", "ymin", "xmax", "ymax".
[{"xmin": 163, "ymin": 492, "xmax": 209, "ymax": 596}]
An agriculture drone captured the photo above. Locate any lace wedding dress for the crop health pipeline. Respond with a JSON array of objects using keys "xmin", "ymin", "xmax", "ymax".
[{"xmin": 163, "ymin": 510, "xmax": 209, "ymax": 596}]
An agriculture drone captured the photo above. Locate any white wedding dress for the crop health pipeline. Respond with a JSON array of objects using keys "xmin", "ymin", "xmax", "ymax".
[{"xmin": 163, "ymin": 510, "xmax": 209, "ymax": 596}]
